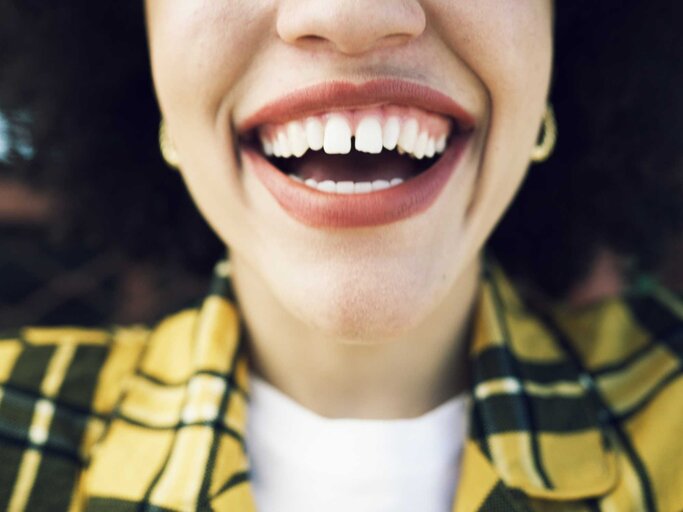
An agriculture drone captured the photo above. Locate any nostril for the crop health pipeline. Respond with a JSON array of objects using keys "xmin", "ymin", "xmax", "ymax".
[
  {"xmin": 298, "ymin": 35, "xmax": 328, "ymax": 46},
  {"xmin": 276, "ymin": 0, "xmax": 426, "ymax": 56}
]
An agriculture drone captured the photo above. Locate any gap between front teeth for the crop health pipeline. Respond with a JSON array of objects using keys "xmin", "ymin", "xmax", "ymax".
[
  {"xmin": 262, "ymin": 113, "xmax": 449, "ymax": 160},
  {"xmin": 289, "ymin": 176, "xmax": 404, "ymax": 194}
]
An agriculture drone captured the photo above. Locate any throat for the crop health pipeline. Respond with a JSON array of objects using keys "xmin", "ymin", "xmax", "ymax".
[{"xmin": 275, "ymin": 151, "xmax": 433, "ymax": 183}]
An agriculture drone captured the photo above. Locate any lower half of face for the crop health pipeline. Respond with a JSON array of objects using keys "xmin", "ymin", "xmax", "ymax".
[{"xmin": 145, "ymin": 0, "xmax": 553, "ymax": 341}]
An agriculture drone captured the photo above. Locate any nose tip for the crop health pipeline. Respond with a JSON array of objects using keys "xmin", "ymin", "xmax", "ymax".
[{"xmin": 277, "ymin": 0, "xmax": 426, "ymax": 56}]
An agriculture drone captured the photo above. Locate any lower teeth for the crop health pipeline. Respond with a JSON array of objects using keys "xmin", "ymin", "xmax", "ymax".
[{"xmin": 291, "ymin": 176, "xmax": 403, "ymax": 194}]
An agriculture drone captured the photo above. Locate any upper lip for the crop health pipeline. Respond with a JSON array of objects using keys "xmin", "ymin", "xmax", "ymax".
[{"xmin": 236, "ymin": 78, "xmax": 477, "ymax": 136}]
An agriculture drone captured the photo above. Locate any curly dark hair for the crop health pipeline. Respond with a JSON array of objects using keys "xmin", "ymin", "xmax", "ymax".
[{"xmin": 1, "ymin": 1, "xmax": 681, "ymax": 299}]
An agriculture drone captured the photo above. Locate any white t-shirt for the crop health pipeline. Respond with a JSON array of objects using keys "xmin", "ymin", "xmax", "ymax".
[{"xmin": 246, "ymin": 373, "xmax": 470, "ymax": 512}]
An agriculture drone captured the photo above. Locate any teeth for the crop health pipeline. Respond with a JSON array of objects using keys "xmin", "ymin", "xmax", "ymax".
[
  {"xmin": 286, "ymin": 122, "xmax": 308, "ymax": 157},
  {"xmin": 413, "ymin": 132, "xmax": 429, "ymax": 160},
  {"xmin": 261, "ymin": 137, "xmax": 274, "ymax": 156},
  {"xmin": 318, "ymin": 180, "xmax": 336, "ymax": 192},
  {"xmin": 383, "ymin": 117, "xmax": 401, "ymax": 151},
  {"xmin": 305, "ymin": 117, "xmax": 324, "ymax": 151},
  {"xmin": 291, "ymin": 175, "xmax": 404, "ymax": 193},
  {"xmin": 277, "ymin": 131, "xmax": 292, "ymax": 158},
  {"xmin": 397, "ymin": 119, "xmax": 419, "ymax": 153},
  {"xmin": 435, "ymin": 135, "xmax": 447, "ymax": 153},
  {"xmin": 260, "ymin": 113, "xmax": 450, "ymax": 160},
  {"xmin": 336, "ymin": 181, "xmax": 355, "ymax": 194},
  {"xmin": 354, "ymin": 182, "xmax": 373, "ymax": 193},
  {"xmin": 354, "ymin": 117, "xmax": 383, "ymax": 154},
  {"xmin": 425, "ymin": 138, "xmax": 436, "ymax": 158},
  {"xmin": 271, "ymin": 137, "xmax": 281, "ymax": 157},
  {"xmin": 323, "ymin": 115, "xmax": 352, "ymax": 154}
]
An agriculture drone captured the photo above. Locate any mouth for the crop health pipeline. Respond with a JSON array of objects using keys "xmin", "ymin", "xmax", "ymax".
[{"xmin": 237, "ymin": 80, "xmax": 475, "ymax": 228}]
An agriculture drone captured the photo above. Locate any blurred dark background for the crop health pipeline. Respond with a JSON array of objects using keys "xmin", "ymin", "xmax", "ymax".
[{"xmin": 0, "ymin": 158, "xmax": 207, "ymax": 330}]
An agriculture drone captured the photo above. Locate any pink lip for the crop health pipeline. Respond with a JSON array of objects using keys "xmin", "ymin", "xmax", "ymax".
[
  {"xmin": 244, "ymin": 134, "xmax": 469, "ymax": 228},
  {"xmin": 238, "ymin": 79, "xmax": 475, "ymax": 229},
  {"xmin": 237, "ymin": 79, "xmax": 476, "ymax": 134}
]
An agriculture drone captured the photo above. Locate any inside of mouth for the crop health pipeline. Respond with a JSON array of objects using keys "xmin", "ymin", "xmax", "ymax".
[
  {"xmin": 239, "ymin": 127, "xmax": 445, "ymax": 184},
  {"xmin": 271, "ymin": 149, "xmax": 438, "ymax": 183}
]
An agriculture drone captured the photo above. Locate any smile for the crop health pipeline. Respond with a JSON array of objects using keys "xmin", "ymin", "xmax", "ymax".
[{"xmin": 238, "ymin": 79, "xmax": 475, "ymax": 228}]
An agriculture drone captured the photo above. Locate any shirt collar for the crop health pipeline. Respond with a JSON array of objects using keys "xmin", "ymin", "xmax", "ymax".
[{"xmin": 462, "ymin": 259, "xmax": 618, "ymax": 503}]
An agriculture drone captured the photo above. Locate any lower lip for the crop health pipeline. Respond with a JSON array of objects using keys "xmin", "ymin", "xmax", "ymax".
[{"xmin": 242, "ymin": 134, "xmax": 471, "ymax": 229}]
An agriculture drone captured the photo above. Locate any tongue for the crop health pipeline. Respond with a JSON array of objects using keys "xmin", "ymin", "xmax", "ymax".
[{"xmin": 288, "ymin": 152, "xmax": 420, "ymax": 183}]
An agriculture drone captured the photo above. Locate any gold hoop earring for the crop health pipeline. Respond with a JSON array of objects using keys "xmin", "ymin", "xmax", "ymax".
[
  {"xmin": 159, "ymin": 120, "xmax": 180, "ymax": 169},
  {"xmin": 214, "ymin": 258, "xmax": 232, "ymax": 279},
  {"xmin": 530, "ymin": 105, "xmax": 557, "ymax": 163}
]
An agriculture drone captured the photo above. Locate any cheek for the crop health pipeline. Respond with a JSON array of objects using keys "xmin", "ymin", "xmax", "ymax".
[
  {"xmin": 434, "ymin": 1, "xmax": 553, "ymax": 115},
  {"xmin": 436, "ymin": 1, "xmax": 553, "ymax": 74},
  {"xmin": 146, "ymin": 3, "xmax": 265, "ymax": 120},
  {"xmin": 439, "ymin": 2, "xmax": 553, "ymax": 120},
  {"xmin": 145, "ymin": 3, "xmax": 273, "ymax": 244},
  {"xmin": 432, "ymin": 1, "xmax": 553, "ymax": 254}
]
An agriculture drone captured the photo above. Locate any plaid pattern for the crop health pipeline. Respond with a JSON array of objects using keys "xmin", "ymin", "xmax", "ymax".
[{"xmin": 0, "ymin": 259, "xmax": 681, "ymax": 511}]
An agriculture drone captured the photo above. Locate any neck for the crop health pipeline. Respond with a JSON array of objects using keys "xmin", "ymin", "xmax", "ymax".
[{"xmin": 231, "ymin": 254, "xmax": 482, "ymax": 420}]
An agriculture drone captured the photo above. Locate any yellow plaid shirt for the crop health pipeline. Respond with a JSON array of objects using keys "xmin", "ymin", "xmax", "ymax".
[{"xmin": 1, "ymin": 260, "xmax": 682, "ymax": 511}]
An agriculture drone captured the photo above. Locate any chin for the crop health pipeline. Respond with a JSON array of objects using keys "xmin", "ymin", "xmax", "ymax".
[{"xmin": 276, "ymin": 262, "xmax": 450, "ymax": 344}]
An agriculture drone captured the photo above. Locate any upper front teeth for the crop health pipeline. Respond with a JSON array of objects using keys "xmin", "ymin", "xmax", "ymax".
[
  {"xmin": 324, "ymin": 115, "xmax": 353, "ymax": 154},
  {"xmin": 260, "ymin": 109, "xmax": 451, "ymax": 161},
  {"xmin": 355, "ymin": 116, "xmax": 383, "ymax": 154}
]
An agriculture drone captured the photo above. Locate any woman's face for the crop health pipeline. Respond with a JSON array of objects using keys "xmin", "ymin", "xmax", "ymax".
[{"xmin": 145, "ymin": 1, "xmax": 553, "ymax": 340}]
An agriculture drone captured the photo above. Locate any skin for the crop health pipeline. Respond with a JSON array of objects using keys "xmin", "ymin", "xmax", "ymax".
[{"xmin": 144, "ymin": 0, "xmax": 553, "ymax": 419}]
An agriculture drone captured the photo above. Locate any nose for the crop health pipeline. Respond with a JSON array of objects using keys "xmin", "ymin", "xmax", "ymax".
[{"xmin": 277, "ymin": 0, "xmax": 426, "ymax": 55}]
